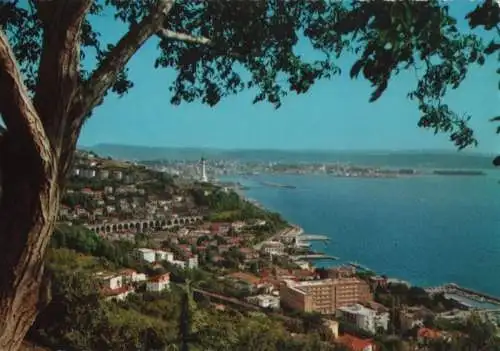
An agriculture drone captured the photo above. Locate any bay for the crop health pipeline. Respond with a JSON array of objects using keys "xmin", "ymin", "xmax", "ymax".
[{"xmin": 227, "ymin": 174, "xmax": 500, "ymax": 296}]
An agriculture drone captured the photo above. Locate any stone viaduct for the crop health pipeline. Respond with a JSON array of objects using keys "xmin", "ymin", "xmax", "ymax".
[{"xmin": 85, "ymin": 215, "xmax": 203, "ymax": 234}]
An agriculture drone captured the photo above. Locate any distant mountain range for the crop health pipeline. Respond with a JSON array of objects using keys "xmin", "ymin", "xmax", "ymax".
[{"xmin": 83, "ymin": 143, "xmax": 498, "ymax": 170}]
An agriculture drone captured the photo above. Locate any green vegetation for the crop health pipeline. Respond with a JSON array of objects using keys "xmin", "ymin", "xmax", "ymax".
[
  {"xmin": 30, "ymin": 232, "xmax": 344, "ymax": 350},
  {"xmin": 375, "ymin": 283, "xmax": 458, "ymax": 314},
  {"xmin": 191, "ymin": 188, "xmax": 287, "ymax": 230},
  {"xmin": 50, "ymin": 224, "xmax": 153, "ymax": 274}
]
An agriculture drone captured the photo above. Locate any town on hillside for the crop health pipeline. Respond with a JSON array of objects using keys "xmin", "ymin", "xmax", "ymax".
[{"xmin": 35, "ymin": 150, "xmax": 500, "ymax": 351}]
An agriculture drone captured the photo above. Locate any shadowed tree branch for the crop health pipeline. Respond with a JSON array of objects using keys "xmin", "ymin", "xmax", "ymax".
[
  {"xmin": 33, "ymin": 0, "xmax": 93, "ymax": 154},
  {"xmin": 72, "ymin": 0, "xmax": 175, "ymax": 120},
  {"xmin": 59, "ymin": 0, "xmax": 175, "ymax": 177}
]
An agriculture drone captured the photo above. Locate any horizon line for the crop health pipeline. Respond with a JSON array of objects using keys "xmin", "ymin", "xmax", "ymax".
[{"xmin": 79, "ymin": 143, "xmax": 496, "ymax": 157}]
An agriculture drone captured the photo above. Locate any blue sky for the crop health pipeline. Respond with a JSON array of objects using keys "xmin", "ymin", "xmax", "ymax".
[{"xmin": 79, "ymin": 2, "xmax": 499, "ymax": 153}]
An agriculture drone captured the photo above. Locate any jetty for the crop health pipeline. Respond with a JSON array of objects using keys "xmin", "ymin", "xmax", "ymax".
[
  {"xmin": 348, "ymin": 261, "xmax": 371, "ymax": 271},
  {"xmin": 297, "ymin": 234, "xmax": 329, "ymax": 241},
  {"xmin": 291, "ymin": 254, "xmax": 339, "ymax": 261}
]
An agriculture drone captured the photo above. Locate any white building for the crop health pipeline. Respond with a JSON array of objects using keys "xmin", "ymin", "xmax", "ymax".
[
  {"xmin": 95, "ymin": 272, "xmax": 123, "ymax": 290},
  {"xmin": 187, "ymin": 255, "xmax": 198, "ymax": 269},
  {"xmin": 134, "ymin": 248, "xmax": 174, "ymax": 264},
  {"xmin": 170, "ymin": 260, "xmax": 187, "ymax": 269},
  {"xmin": 95, "ymin": 271, "xmax": 135, "ymax": 301},
  {"xmin": 261, "ymin": 241, "xmax": 285, "ymax": 256},
  {"xmin": 247, "ymin": 294, "xmax": 280, "ymax": 310},
  {"xmin": 113, "ymin": 170, "xmax": 123, "ymax": 180},
  {"xmin": 120, "ymin": 269, "xmax": 147, "ymax": 283},
  {"xmin": 146, "ymin": 273, "xmax": 170, "ymax": 292},
  {"xmin": 155, "ymin": 250, "xmax": 174, "ymax": 262},
  {"xmin": 134, "ymin": 248, "xmax": 156, "ymax": 263},
  {"xmin": 336, "ymin": 304, "xmax": 389, "ymax": 334},
  {"xmin": 81, "ymin": 168, "xmax": 96, "ymax": 178}
]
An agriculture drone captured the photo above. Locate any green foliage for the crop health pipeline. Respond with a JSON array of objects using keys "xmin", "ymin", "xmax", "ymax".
[
  {"xmin": 194, "ymin": 188, "xmax": 286, "ymax": 229},
  {"xmin": 61, "ymin": 192, "xmax": 97, "ymax": 210},
  {"xmin": 29, "ymin": 265, "xmax": 174, "ymax": 350},
  {"xmin": 65, "ymin": 176, "xmax": 118, "ymax": 191},
  {"xmin": 0, "ymin": 0, "xmax": 497, "ymax": 160},
  {"xmin": 427, "ymin": 313, "xmax": 500, "ymax": 350},
  {"xmin": 51, "ymin": 224, "xmax": 146, "ymax": 271},
  {"xmin": 376, "ymin": 283, "xmax": 457, "ymax": 313}
]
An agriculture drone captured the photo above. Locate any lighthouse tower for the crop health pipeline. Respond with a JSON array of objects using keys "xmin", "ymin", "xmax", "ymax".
[{"xmin": 200, "ymin": 157, "xmax": 208, "ymax": 183}]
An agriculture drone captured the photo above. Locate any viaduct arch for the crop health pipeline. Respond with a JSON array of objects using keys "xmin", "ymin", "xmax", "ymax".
[{"xmin": 85, "ymin": 215, "xmax": 203, "ymax": 234}]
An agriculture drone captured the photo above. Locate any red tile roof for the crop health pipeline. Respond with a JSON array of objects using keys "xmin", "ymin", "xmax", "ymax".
[
  {"xmin": 119, "ymin": 269, "xmax": 137, "ymax": 276},
  {"xmin": 418, "ymin": 327, "xmax": 441, "ymax": 339},
  {"xmin": 102, "ymin": 286, "xmax": 132, "ymax": 297},
  {"xmin": 149, "ymin": 273, "xmax": 170, "ymax": 283},
  {"xmin": 337, "ymin": 334, "xmax": 375, "ymax": 351}
]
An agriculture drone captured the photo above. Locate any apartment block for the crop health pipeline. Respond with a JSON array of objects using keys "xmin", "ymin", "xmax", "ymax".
[
  {"xmin": 336, "ymin": 304, "xmax": 389, "ymax": 334},
  {"xmin": 280, "ymin": 277, "xmax": 372, "ymax": 314}
]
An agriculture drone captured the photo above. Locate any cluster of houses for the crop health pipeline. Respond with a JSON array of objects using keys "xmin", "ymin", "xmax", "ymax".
[
  {"xmin": 96, "ymin": 269, "xmax": 171, "ymax": 301},
  {"xmin": 59, "ymin": 184, "xmax": 189, "ymax": 223},
  {"xmin": 95, "ymin": 246, "xmax": 199, "ymax": 301},
  {"xmin": 163, "ymin": 220, "xmax": 287, "ymax": 266},
  {"xmin": 133, "ymin": 247, "xmax": 199, "ymax": 270},
  {"xmin": 59, "ymin": 152, "xmax": 202, "ymax": 228}
]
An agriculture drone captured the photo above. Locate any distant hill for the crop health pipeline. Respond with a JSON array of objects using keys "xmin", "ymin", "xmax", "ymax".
[{"xmin": 84, "ymin": 143, "xmax": 497, "ymax": 170}]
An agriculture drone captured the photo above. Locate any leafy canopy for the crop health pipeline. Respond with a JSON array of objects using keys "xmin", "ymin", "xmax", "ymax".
[{"xmin": 0, "ymin": 0, "xmax": 498, "ymax": 150}]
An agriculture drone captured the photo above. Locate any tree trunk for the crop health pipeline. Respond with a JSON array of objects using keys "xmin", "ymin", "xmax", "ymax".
[
  {"xmin": 0, "ymin": 134, "xmax": 59, "ymax": 350},
  {"xmin": 0, "ymin": 1, "xmax": 174, "ymax": 348}
]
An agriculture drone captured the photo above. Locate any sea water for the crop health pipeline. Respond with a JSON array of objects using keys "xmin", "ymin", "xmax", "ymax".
[{"xmin": 229, "ymin": 173, "xmax": 500, "ymax": 296}]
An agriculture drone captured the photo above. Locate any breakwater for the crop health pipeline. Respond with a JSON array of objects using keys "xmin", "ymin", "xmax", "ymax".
[
  {"xmin": 259, "ymin": 181, "xmax": 296, "ymax": 189},
  {"xmin": 426, "ymin": 283, "xmax": 500, "ymax": 308}
]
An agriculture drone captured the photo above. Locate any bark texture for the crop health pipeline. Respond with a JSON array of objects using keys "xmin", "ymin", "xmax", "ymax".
[{"xmin": 0, "ymin": 1, "xmax": 175, "ymax": 349}]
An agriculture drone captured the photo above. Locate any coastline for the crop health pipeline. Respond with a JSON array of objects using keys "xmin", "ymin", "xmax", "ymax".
[{"xmin": 229, "ymin": 175, "xmax": 500, "ymax": 310}]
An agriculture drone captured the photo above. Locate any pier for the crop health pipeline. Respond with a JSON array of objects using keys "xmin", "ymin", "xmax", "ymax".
[
  {"xmin": 297, "ymin": 234, "xmax": 329, "ymax": 241},
  {"xmin": 291, "ymin": 254, "xmax": 339, "ymax": 261}
]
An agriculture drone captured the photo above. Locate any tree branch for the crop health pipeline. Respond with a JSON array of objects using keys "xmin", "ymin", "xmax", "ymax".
[
  {"xmin": 33, "ymin": 0, "xmax": 92, "ymax": 154},
  {"xmin": 157, "ymin": 28, "xmax": 243, "ymax": 59},
  {"xmin": 71, "ymin": 0, "xmax": 175, "ymax": 121},
  {"xmin": 59, "ymin": 0, "xmax": 175, "ymax": 179},
  {"xmin": 157, "ymin": 28, "xmax": 212, "ymax": 46},
  {"xmin": 0, "ymin": 30, "xmax": 52, "ymax": 164}
]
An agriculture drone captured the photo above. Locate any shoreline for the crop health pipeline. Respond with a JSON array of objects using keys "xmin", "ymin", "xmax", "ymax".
[{"xmin": 231, "ymin": 177, "xmax": 500, "ymax": 310}]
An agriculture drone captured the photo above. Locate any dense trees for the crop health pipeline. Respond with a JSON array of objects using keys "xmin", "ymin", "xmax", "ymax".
[
  {"xmin": 193, "ymin": 187, "xmax": 287, "ymax": 228},
  {"xmin": 51, "ymin": 224, "xmax": 139, "ymax": 268},
  {"xmin": 0, "ymin": 0, "xmax": 497, "ymax": 348}
]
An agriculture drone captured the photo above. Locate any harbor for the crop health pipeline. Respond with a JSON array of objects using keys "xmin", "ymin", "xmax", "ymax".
[{"xmin": 426, "ymin": 283, "xmax": 500, "ymax": 310}]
